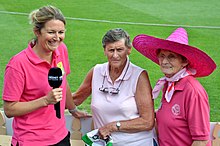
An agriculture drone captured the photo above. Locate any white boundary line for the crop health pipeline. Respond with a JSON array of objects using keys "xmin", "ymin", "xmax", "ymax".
[{"xmin": 1, "ymin": 10, "xmax": 220, "ymax": 29}]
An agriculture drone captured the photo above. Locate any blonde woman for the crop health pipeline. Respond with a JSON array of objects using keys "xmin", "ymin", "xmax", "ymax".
[{"xmin": 2, "ymin": 5, "xmax": 87, "ymax": 146}]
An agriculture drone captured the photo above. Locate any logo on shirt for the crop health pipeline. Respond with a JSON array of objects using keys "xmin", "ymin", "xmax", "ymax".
[
  {"xmin": 57, "ymin": 62, "xmax": 65, "ymax": 75},
  {"xmin": 171, "ymin": 104, "xmax": 180, "ymax": 116}
]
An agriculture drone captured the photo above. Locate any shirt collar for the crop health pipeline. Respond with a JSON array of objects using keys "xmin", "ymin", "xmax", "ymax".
[
  {"xmin": 174, "ymin": 77, "xmax": 188, "ymax": 91},
  {"xmin": 101, "ymin": 56, "xmax": 132, "ymax": 82},
  {"xmin": 25, "ymin": 43, "xmax": 60, "ymax": 65}
]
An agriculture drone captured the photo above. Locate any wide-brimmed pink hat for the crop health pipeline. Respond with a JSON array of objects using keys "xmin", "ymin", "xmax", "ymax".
[{"xmin": 132, "ymin": 27, "xmax": 216, "ymax": 77}]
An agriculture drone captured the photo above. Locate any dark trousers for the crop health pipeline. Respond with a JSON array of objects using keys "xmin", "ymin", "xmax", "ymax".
[
  {"xmin": 11, "ymin": 132, "xmax": 71, "ymax": 146},
  {"xmin": 51, "ymin": 132, "xmax": 71, "ymax": 146}
]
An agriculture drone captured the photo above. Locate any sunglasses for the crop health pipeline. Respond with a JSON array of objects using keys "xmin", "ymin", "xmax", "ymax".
[
  {"xmin": 99, "ymin": 86, "xmax": 120, "ymax": 94},
  {"xmin": 99, "ymin": 61, "xmax": 130, "ymax": 95}
]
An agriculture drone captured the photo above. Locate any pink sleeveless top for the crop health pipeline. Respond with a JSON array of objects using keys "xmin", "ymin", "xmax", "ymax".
[{"xmin": 91, "ymin": 59, "xmax": 155, "ymax": 146}]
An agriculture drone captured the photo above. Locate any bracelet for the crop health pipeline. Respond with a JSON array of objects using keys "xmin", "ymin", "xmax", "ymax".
[{"xmin": 68, "ymin": 106, "xmax": 78, "ymax": 114}]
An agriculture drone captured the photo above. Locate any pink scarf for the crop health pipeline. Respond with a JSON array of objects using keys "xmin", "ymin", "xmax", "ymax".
[{"xmin": 152, "ymin": 68, "xmax": 196, "ymax": 102}]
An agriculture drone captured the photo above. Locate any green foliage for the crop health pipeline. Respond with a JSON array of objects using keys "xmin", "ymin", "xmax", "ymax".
[{"xmin": 0, "ymin": 0, "xmax": 219, "ymax": 121}]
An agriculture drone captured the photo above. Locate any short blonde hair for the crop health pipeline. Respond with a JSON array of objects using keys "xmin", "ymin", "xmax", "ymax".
[{"xmin": 29, "ymin": 5, "xmax": 66, "ymax": 32}]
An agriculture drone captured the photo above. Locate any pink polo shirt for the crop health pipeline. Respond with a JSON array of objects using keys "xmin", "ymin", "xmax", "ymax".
[
  {"xmin": 2, "ymin": 43, "xmax": 70, "ymax": 146},
  {"xmin": 156, "ymin": 76, "xmax": 210, "ymax": 146}
]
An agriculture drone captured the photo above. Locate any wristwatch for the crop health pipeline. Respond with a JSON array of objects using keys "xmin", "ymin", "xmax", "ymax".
[
  {"xmin": 68, "ymin": 106, "xmax": 78, "ymax": 114},
  {"xmin": 116, "ymin": 121, "xmax": 121, "ymax": 131}
]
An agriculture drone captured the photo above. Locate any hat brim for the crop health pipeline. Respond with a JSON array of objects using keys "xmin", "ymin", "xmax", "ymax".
[{"xmin": 133, "ymin": 34, "xmax": 216, "ymax": 77}]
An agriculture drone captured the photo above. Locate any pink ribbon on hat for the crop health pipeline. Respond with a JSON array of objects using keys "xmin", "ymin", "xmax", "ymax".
[{"xmin": 152, "ymin": 68, "xmax": 196, "ymax": 102}]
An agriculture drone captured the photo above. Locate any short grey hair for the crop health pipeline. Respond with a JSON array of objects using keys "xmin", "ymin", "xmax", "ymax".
[{"xmin": 102, "ymin": 28, "xmax": 132, "ymax": 48}]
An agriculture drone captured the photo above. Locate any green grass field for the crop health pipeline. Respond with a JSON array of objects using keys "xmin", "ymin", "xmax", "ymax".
[{"xmin": 0, "ymin": 0, "xmax": 219, "ymax": 121}]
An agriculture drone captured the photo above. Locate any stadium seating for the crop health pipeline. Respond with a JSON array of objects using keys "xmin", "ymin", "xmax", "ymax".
[{"xmin": 0, "ymin": 110, "xmax": 219, "ymax": 146}]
